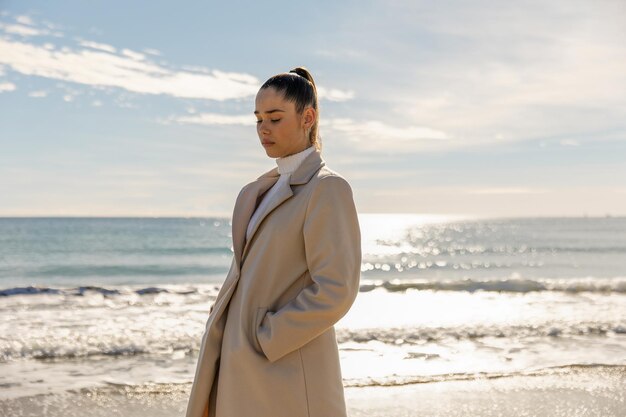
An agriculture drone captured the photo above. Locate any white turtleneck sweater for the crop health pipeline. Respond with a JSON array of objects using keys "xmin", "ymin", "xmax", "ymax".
[{"xmin": 246, "ymin": 145, "xmax": 316, "ymax": 241}]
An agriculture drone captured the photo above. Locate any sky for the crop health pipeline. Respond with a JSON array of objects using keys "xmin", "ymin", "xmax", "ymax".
[{"xmin": 1, "ymin": 0, "xmax": 625, "ymax": 218}]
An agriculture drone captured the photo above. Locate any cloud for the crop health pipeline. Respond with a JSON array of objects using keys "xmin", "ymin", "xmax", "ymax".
[
  {"xmin": 77, "ymin": 39, "xmax": 117, "ymax": 53},
  {"xmin": 0, "ymin": 37, "xmax": 261, "ymax": 100},
  {"xmin": 323, "ymin": 118, "xmax": 449, "ymax": 151},
  {"xmin": 316, "ymin": 86, "xmax": 355, "ymax": 101},
  {"xmin": 0, "ymin": 82, "xmax": 17, "ymax": 92},
  {"xmin": 0, "ymin": 17, "xmax": 353, "ymax": 103},
  {"xmin": 143, "ymin": 48, "xmax": 161, "ymax": 56},
  {"xmin": 332, "ymin": 1, "xmax": 626, "ymax": 148},
  {"xmin": 0, "ymin": 39, "xmax": 354, "ymax": 105},
  {"xmin": 28, "ymin": 90, "xmax": 48, "ymax": 98},
  {"xmin": 325, "ymin": 118, "xmax": 462, "ymax": 153},
  {"xmin": 15, "ymin": 15, "xmax": 34, "ymax": 26},
  {"xmin": 0, "ymin": 15, "xmax": 63, "ymax": 38},
  {"xmin": 121, "ymin": 48, "xmax": 146, "ymax": 61},
  {"xmin": 0, "ymin": 23, "xmax": 43, "ymax": 37},
  {"xmin": 165, "ymin": 111, "xmax": 450, "ymax": 152}
]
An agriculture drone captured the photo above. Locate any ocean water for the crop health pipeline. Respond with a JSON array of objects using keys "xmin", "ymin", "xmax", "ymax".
[{"xmin": 0, "ymin": 215, "xmax": 625, "ymax": 402}]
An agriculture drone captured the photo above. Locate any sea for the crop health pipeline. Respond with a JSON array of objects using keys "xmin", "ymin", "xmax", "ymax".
[{"xmin": 0, "ymin": 215, "xmax": 625, "ymax": 409}]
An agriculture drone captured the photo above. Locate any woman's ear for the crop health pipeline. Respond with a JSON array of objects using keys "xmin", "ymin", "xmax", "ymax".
[{"xmin": 302, "ymin": 107, "xmax": 316, "ymax": 128}]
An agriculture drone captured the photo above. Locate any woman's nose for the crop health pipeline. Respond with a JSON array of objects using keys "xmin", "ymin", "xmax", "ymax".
[{"xmin": 259, "ymin": 121, "xmax": 270, "ymax": 133}]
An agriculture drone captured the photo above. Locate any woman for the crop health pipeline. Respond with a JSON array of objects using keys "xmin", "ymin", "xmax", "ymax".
[{"xmin": 185, "ymin": 67, "xmax": 362, "ymax": 417}]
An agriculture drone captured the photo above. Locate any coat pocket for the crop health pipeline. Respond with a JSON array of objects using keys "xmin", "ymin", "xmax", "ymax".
[{"xmin": 252, "ymin": 306, "xmax": 269, "ymax": 355}]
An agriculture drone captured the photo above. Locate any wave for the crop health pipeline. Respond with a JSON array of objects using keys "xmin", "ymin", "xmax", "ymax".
[
  {"xmin": 342, "ymin": 363, "xmax": 626, "ymax": 388},
  {"xmin": 0, "ymin": 339, "xmax": 196, "ymax": 362},
  {"xmin": 2, "ymin": 276, "xmax": 626, "ymax": 298},
  {"xmin": 359, "ymin": 277, "xmax": 626, "ymax": 293},
  {"xmin": 0, "ymin": 284, "xmax": 212, "ymax": 297},
  {"xmin": 336, "ymin": 322, "xmax": 626, "ymax": 346},
  {"xmin": 65, "ymin": 364, "xmax": 626, "ymax": 393},
  {"xmin": 2, "ymin": 320, "xmax": 623, "ymax": 363}
]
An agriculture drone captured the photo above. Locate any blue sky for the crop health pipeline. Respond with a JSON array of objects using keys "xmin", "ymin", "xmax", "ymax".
[{"xmin": 1, "ymin": 0, "xmax": 625, "ymax": 217}]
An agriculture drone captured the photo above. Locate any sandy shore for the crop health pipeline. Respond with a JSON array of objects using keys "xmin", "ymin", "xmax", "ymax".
[
  {"xmin": 1, "ymin": 365, "xmax": 624, "ymax": 417},
  {"xmin": 346, "ymin": 365, "xmax": 625, "ymax": 417}
]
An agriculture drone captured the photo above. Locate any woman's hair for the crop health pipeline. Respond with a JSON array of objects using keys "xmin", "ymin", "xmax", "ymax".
[{"xmin": 259, "ymin": 66, "xmax": 321, "ymax": 151}]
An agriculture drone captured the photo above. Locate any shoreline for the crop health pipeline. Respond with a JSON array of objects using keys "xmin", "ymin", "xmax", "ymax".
[{"xmin": 1, "ymin": 364, "xmax": 623, "ymax": 417}]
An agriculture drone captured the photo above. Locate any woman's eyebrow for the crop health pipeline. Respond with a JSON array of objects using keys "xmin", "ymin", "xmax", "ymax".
[{"xmin": 253, "ymin": 109, "xmax": 285, "ymax": 115}]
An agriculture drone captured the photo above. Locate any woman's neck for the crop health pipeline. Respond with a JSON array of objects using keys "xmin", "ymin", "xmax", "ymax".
[{"xmin": 276, "ymin": 145, "xmax": 315, "ymax": 174}]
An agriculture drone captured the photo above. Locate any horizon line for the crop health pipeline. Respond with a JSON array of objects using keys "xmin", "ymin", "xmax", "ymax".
[{"xmin": 0, "ymin": 213, "xmax": 623, "ymax": 220}]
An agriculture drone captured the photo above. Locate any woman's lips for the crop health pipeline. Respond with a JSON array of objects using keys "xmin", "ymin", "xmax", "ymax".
[{"xmin": 262, "ymin": 141, "xmax": 274, "ymax": 147}]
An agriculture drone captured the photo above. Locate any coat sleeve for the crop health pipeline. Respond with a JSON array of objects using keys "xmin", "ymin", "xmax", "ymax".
[{"xmin": 255, "ymin": 175, "xmax": 362, "ymax": 363}]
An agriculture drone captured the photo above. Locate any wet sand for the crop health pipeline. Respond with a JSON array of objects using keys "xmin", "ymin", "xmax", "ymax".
[{"xmin": 1, "ymin": 365, "xmax": 624, "ymax": 417}]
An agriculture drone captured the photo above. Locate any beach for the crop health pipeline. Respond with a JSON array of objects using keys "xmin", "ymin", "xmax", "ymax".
[
  {"xmin": 1, "ymin": 364, "xmax": 623, "ymax": 416},
  {"xmin": 346, "ymin": 365, "xmax": 625, "ymax": 417}
]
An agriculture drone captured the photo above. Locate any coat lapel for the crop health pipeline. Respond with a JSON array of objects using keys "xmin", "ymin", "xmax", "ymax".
[
  {"xmin": 231, "ymin": 175, "xmax": 279, "ymax": 268},
  {"xmin": 242, "ymin": 176, "xmax": 293, "ymax": 258},
  {"xmin": 231, "ymin": 148, "xmax": 325, "ymax": 267}
]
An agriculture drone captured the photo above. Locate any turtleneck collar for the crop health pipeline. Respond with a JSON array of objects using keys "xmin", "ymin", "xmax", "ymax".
[{"xmin": 276, "ymin": 145, "xmax": 316, "ymax": 175}]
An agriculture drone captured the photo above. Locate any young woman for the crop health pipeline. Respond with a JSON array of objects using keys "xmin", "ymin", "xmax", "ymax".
[{"xmin": 186, "ymin": 67, "xmax": 362, "ymax": 417}]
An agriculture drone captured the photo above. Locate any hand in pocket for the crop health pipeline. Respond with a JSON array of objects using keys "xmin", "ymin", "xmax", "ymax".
[{"xmin": 253, "ymin": 306, "xmax": 269, "ymax": 355}]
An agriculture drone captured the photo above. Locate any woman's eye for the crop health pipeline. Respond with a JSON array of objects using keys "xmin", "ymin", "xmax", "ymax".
[{"xmin": 256, "ymin": 119, "xmax": 281, "ymax": 124}]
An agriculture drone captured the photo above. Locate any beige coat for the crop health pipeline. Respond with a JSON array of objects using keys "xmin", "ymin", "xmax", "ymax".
[{"xmin": 185, "ymin": 148, "xmax": 362, "ymax": 417}]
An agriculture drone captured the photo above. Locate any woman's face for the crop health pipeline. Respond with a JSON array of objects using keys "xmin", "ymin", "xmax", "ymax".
[{"xmin": 254, "ymin": 87, "xmax": 314, "ymax": 158}]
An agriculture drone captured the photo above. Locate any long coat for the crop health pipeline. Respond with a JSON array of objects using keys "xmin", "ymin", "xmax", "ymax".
[{"xmin": 185, "ymin": 148, "xmax": 362, "ymax": 417}]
